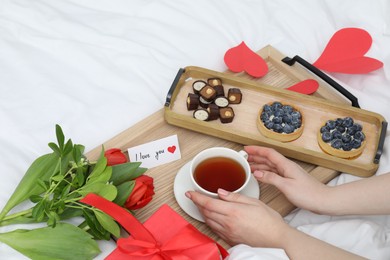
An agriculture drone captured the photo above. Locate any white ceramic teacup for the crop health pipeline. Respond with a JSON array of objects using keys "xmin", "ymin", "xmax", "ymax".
[{"xmin": 190, "ymin": 147, "xmax": 251, "ymax": 198}]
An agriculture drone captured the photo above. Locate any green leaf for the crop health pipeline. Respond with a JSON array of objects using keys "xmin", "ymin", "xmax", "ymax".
[
  {"xmin": 60, "ymin": 207, "xmax": 83, "ymax": 220},
  {"xmin": 0, "ymin": 153, "xmax": 59, "ymax": 221},
  {"xmin": 31, "ymin": 200, "xmax": 46, "ymax": 222},
  {"xmin": 87, "ymin": 166, "xmax": 112, "ymax": 185},
  {"xmin": 48, "ymin": 142, "xmax": 60, "ymax": 156},
  {"xmin": 94, "ymin": 210, "xmax": 120, "ymax": 238},
  {"xmin": 78, "ymin": 183, "xmax": 117, "ymax": 201},
  {"xmin": 82, "ymin": 209, "xmax": 110, "ymax": 240},
  {"xmin": 72, "ymin": 144, "xmax": 85, "ymax": 162},
  {"xmin": 110, "ymin": 162, "xmax": 147, "ymax": 186},
  {"xmin": 113, "ymin": 180, "xmax": 135, "ymax": 206},
  {"xmin": 0, "ymin": 223, "xmax": 100, "ymax": 260},
  {"xmin": 55, "ymin": 124, "xmax": 65, "ymax": 151},
  {"xmin": 29, "ymin": 195, "xmax": 43, "ymax": 203},
  {"xmin": 51, "ymin": 174, "xmax": 64, "ymax": 182},
  {"xmin": 75, "ymin": 168, "xmax": 86, "ymax": 187},
  {"xmin": 47, "ymin": 211, "xmax": 60, "ymax": 227},
  {"xmin": 63, "ymin": 139, "xmax": 73, "ymax": 156},
  {"xmin": 87, "ymin": 148, "xmax": 107, "ymax": 181}
]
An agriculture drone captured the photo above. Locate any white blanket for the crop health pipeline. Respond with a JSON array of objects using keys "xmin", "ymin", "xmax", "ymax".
[{"xmin": 1, "ymin": 0, "xmax": 389, "ymax": 259}]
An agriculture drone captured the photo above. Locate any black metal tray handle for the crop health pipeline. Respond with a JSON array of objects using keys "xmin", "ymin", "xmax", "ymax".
[
  {"xmin": 375, "ymin": 121, "xmax": 388, "ymax": 164},
  {"xmin": 165, "ymin": 68, "xmax": 185, "ymax": 107},
  {"xmin": 282, "ymin": 55, "xmax": 360, "ymax": 108}
]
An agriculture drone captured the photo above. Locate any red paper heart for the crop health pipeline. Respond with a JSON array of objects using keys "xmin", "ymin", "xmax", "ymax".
[
  {"xmin": 224, "ymin": 41, "xmax": 268, "ymax": 78},
  {"xmin": 313, "ymin": 28, "xmax": 383, "ymax": 74},
  {"xmin": 167, "ymin": 146, "xmax": 176, "ymax": 154},
  {"xmin": 286, "ymin": 79, "xmax": 319, "ymax": 95}
]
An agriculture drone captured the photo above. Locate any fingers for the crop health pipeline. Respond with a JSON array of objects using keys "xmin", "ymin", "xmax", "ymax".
[
  {"xmin": 245, "ymin": 146, "xmax": 288, "ymax": 167},
  {"xmin": 253, "ymin": 170, "xmax": 288, "ymax": 190},
  {"xmin": 217, "ymin": 189, "xmax": 260, "ymax": 206}
]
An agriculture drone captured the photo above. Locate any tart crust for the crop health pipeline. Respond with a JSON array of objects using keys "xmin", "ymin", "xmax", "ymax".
[
  {"xmin": 317, "ymin": 129, "xmax": 366, "ymax": 159},
  {"xmin": 256, "ymin": 103, "xmax": 304, "ymax": 142}
]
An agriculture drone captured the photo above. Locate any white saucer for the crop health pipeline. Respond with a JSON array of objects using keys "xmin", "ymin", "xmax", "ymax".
[{"xmin": 174, "ymin": 160, "xmax": 260, "ymax": 222}]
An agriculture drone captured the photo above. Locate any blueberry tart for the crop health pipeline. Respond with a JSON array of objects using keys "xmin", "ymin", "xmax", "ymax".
[
  {"xmin": 317, "ymin": 117, "xmax": 366, "ymax": 158},
  {"xmin": 257, "ymin": 101, "xmax": 304, "ymax": 142}
]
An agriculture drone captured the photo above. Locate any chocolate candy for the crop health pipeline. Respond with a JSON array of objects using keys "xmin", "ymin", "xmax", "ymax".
[
  {"xmin": 199, "ymin": 85, "xmax": 217, "ymax": 102},
  {"xmin": 207, "ymin": 77, "xmax": 222, "ymax": 87},
  {"xmin": 207, "ymin": 103, "xmax": 219, "ymax": 121},
  {"xmin": 199, "ymin": 96, "xmax": 212, "ymax": 108},
  {"xmin": 213, "ymin": 85, "xmax": 225, "ymax": 97},
  {"xmin": 227, "ymin": 88, "xmax": 242, "ymax": 104},
  {"xmin": 219, "ymin": 107, "xmax": 235, "ymax": 123},
  {"xmin": 186, "ymin": 93, "xmax": 199, "ymax": 111},
  {"xmin": 192, "ymin": 80, "xmax": 207, "ymax": 94},
  {"xmin": 193, "ymin": 109, "xmax": 209, "ymax": 121},
  {"xmin": 214, "ymin": 96, "xmax": 229, "ymax": 108}
]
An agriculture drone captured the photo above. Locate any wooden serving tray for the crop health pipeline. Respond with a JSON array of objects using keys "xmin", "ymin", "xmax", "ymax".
[{"xmin": 164, "ymin": 55, "xmax": 386, "ymax": 177}]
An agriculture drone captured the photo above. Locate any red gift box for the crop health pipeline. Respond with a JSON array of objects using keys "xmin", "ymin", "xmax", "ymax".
[{"xmin": 81, "ymin": 194, "xmax": 228, "ymax": 260}]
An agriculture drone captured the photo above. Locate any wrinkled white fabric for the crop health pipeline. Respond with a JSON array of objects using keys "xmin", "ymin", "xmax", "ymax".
[{"xmin": 1, "ymin": 0, "xmax": 390, "ymax": 259}]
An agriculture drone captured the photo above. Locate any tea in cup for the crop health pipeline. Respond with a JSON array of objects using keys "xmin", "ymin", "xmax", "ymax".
[{"xmin": 190, "ymin": 147, "xmax": 251, "ymax": 197}]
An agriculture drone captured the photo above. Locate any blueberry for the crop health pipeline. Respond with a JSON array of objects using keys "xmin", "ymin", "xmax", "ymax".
[
  {"xmin": 273, "ymin": 123, "xmax": 283, "ymax": 133},
  {"xmin": 283, "ymin": 124, "xmax": 294, "ymax": 134},
  {"xmin": 271, "ymin": 102, "xmax": 282, "ymax": 111},
  {"xmin": 322, "ymin": 132, "xmax": 332, "ymax": 142},
  {"xmin": 291, "ymin": 118, "xmax": 302, "ymax": 129},
  {"xmin": 335, "ymin": 118, "xmax": 344, "ymax": 126},
  {"xmin": 342, "ymin": 117, "xmax": 354, "ymax": 128},
  {"xmin": 332, "ymin": 130, "xmax": 342, "ymax": 140},
  {"xmin": 283, "ymin": 114, "xmax": 292, "ymax": 124},
  {"xmin": 261, "ymin": 112, "xmax": 270, "ymax": 123},
  {"xmin": 354, "ymin": 131, "xmax": 365, "ymax": 141},
  {"xmin": 351, "ymin": 139, "xmax": 362, "ymax": 149},
  {"xmin": 331, "ymin": 139, "xmax": 343, "ymax": 149},
  {"xmin": 347, "ymin": 124, "xmax": 358, "ymax": 135},
  {"xmin": 291, "ymin": 111, "xmax": 301, "ymax": 120},
  {"xmin": 263, "ymin": 104, "xmax": 272, "ymax": 113},
  {"xmin": 274, "ymin": 108, "xmax": 284, "ymax": 117},
  {"xmin": 282, "ymin": 105, "xmax": 293, "ymax": 114},
  {"xmin": 341, "ymin": 134, "xmax": 352, "ymax": 143},
  {"xmin": 272, "ymin": 116, "xmax": 283, "ymax": 124},
  {"xmin": 336, "ymin": 125, "xmax": 346, "ymax": 133},
  {"xmin": 265, "ymin": 121, "xmax": 274, "ymax": 130},
  {"xmin": 342, "ymin": 142, "xmax": 353, "ymax": 151},
  {"xmin": 320, "ymin": 125, "xmax": 330, "ymax": 133},
  {"xmin": 325, "ymin": 120, "xmax": 336, "ymax": 130},
  {"xmin": 355, "ymin": 123, "xmax": 362, "ymax": 132}
]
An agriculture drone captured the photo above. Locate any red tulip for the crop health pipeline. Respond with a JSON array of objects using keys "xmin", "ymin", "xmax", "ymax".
[
  {"xmin": 124, "ymin": 175, "xmax": 155, "ymax": 210},
  {"xmin": 104, "ymin": 148, "xmax": 127, "ymax": 166}
]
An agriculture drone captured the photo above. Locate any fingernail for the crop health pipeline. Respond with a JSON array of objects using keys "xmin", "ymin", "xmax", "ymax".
[
  {"xmin": 185, "ymin": 191, "xmax": 192, "ymax": 199},
  {"xmin": 254, "ymin": 170, "xmax": 264, "ymax": 178},
  {"xmin": 217, "ymin": 188, "xmax": 230, "ymax": 196}
]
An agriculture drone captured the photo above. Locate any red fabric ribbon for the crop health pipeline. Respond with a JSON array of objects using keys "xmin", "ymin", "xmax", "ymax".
[{"xmin": 80, "ymin": 194, "xmax": 228, "ymax": 260}]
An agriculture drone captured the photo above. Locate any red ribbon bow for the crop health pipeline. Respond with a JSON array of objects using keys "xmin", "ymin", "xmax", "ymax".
[{"xmin": 81, "ymin": 194, "xmax": 228, "ymax": 260}]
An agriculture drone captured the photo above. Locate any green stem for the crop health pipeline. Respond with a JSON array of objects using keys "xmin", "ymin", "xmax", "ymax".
[{"xmin": 1, "ymin": 208, "xmax": 33, "ymax": 221}]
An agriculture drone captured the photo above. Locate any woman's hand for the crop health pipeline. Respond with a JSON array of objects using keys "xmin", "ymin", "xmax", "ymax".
[
  {"xmin": 244, "ymin": 145, "xmax": 330, "ymax": 214},
  {"xmin": 185, "ymin": 189, "xmax": 289, "ymax": 248}
]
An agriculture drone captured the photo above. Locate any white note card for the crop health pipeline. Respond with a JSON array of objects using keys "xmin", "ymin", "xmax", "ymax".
[{"xmin": 127, "ymin": 135, "xmax": 181, "ymax": 169}]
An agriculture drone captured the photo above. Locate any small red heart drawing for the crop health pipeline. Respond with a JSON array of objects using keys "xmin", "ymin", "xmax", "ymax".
[
  {"xmin": 286, "ymin": 79, "xmax": 319, "ymax": 95},
  {"xmin": 167, "ymin": 146, "xmax": 176, "ymax": 154},
  {"xmin": 224, "ymin": 41, "xmax": 268, "ymax": 78},
  {"xmin": 313, "ymin": 28, "xmax": 383, "ymax": 74}
]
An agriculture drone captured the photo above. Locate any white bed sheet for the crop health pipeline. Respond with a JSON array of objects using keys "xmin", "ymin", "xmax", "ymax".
[{"xmin": 1, "ymin": 0, "xmax": 389, "ymax": 259}]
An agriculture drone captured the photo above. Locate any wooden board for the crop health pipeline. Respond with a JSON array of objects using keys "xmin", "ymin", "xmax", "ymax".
[{"xmin": 85, "ymin": 45, "xmax": 384, "ymax": 250}]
